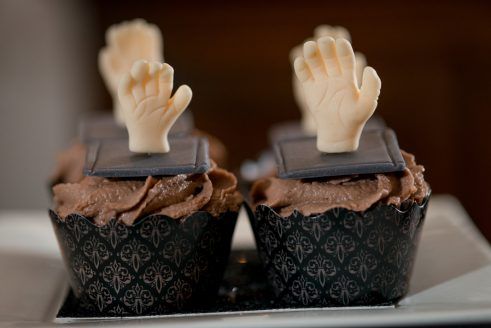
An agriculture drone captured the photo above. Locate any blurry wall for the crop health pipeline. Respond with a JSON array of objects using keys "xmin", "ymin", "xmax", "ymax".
[
  {"xmin": 0, "ymin": 1, "xmax": 490, "ymax": 241},
  {"xmin": 0, "ymin": 0, "xmax": 97, "ymax": 208}
]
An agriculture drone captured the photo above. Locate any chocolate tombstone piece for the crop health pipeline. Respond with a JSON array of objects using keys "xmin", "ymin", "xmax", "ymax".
[
  {"xmin": 269, "ymin": 115, "xmax": 386, "ymax": 145},
  {"xmin": 274, "ymin": 129, "xmax": 405, "ymax": 179},
  {"xmin": 84, "ymin": 136, "xmax": 209, "ymax": 178},
  {"xmin": 79, "ymin": 110, "xmax": 194, "ymax": 142}
]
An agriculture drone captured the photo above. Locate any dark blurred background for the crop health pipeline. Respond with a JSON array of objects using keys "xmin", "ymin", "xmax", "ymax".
[{"xmin": 1, "ymin": 1, "xmax": 490, "ymax": 240}]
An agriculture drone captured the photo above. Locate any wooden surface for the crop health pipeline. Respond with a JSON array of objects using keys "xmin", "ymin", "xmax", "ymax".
[{"xmin": 84, "ymin": 1, "xmax": 491, "ymax": 240}]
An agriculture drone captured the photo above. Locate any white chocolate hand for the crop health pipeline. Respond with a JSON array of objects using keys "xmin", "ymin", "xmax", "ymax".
[
  {"xmin": 290, "ymin": 25, "xmax": 368, "ymax": 135},
  {"xmin": 99, "ymin": 19, "xmax": 163, "ymax": 125},
  {"xmin": 294, "ymin": 37, "xmax": 381, "ymax": 153},
  {"xmin": 118, "ymin": 60, "xmax": 192, "ymax": 153},
  {"xmin": 313, "ymin": 25, "xmax": 351, "ymax": 41},
  {"xmin": 292, "ymin": 72, "xmax": 317, "ymax": 133},
  {"xmin": 290, "ymin": 46, "xmax": 314, "ymax": 133},
  {"xmin": 314, "ymin": 25, "xmax": 367, "ymax": 87}
]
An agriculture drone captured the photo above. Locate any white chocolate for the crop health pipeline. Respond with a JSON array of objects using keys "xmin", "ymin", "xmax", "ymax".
[
  {"xmin": 290, "ymin": 45, "xmax": 316, "ymax": 135},
  {"xmin": 293, "ymin": 37, "xmax": 381, "ymax": 153},
  {"xmin": 118, "ymin": 60, "xmax": 192, "ymax": 153},
  {"xmin": 290, "ymin": 25, "xmax": 367, "ymax": 134},
  {"xmin": 314, "ymin": 25, "xmax": 351, "ymax": 42},
  {"xmin": 314, "ymin": 26, "xmax": 367, "ymax": 87},
  {"xmin": 99, "ymin": 19, "xmax": 163, "ymax": 125}
]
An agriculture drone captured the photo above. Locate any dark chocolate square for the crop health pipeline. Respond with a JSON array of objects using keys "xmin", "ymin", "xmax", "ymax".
[
  {"xmin": 79, "ymin": 110, "xmax": 194, "ymax": 142},
  {"xmin": 274, "ymin": 129, "xmax": 405, "ymax": 179},
  {"xmin": 84, "ymin": 136, "xmax": 210, "ymax": 178},
  {"xmin": 268, "ymin": 115, "xmax": 386, "ymax": 145}
]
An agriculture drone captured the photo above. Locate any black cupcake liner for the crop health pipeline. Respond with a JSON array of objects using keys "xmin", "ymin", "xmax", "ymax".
[
  {"xmin": 49, "ymin": 209, "xmax": 237, "ymax": 316},
  {"xmin": 56, "ymin": 250, "xmax": 277, "ymax": 319},
  {"xmin": 248, "ymin": 195, "xmax": 430, "ymax": 307}
]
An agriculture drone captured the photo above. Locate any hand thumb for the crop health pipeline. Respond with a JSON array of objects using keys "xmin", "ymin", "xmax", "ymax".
[{"xmin": 359, "ymin": 66, "xmax": 381, "ymax": 116}]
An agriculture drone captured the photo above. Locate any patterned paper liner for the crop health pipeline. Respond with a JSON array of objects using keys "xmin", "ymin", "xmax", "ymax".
[
  {"xmin": 248, "ymin": 195, "xmax": 430, "ymax": 307},
  {"xmin": 49, "ymin": 209, "xmax": 238, "ymax": 316}
]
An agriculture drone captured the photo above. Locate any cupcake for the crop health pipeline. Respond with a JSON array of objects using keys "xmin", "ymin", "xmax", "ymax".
[
  {"xmin": 50, "ymin": 58, "xmax": 242, "ymax": 316},
  {"xmin": 50, "ymin": 165, "xmax": 242, "ymax": 315},
  {"xmin": 249, "ymin": 36, "xmax": 430, "ymax": 307},
  {"xmin": 289, "ymin": 25, "xmax": 367, "ymax": 136}
]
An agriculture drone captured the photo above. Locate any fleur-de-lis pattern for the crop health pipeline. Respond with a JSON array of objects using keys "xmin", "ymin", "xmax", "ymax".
[
  {"xmin": 306, "ymin": 255, "xmax": 336, "ymax": 287},
  {"xmin": 302, "ymin": 215, "xmax": 333, "ymax": 242},
  {"xmin": 273, "ymin": 250, "xmax": 297, "ymax": 281},
  {"xmin": 99, "ymin": 219, "xmax": 128, "ymax": 249},
  {"xmin": 49, "ymin": 209, "xmax": 238, "ymax": 316},
  {"xmin": 184, "ymin": 254, "xmax": 208, "ymax": 283},
  {"xmin": 87, "ymin": 281, "xmax": 113, "ymax": 312},
  {"xmin": 348, "ymin": 250, "xmax": 377, "ymax": 282},
  {"xmin": 82, "ymin": 236, "xmax": 109, "ymax": 269},
  {"xmin": 163, "ymin": 237, "xmax": 191, "ymax": 268},
  {"xmin": 291, "ymin": 276, "xmax": 319, "ymax": 305},
  {"xmin": 251, "ymin": 196, "xmax": 430, "ymax": 307},
  {"xmin": 165, "ymin": 279, "xmax": 192, "ymax": 309},
  {"xmin": 139, "ymin": 216, "xmax": 171, "ymax": 248},
  {"xmin": 120, "ymin": 240, "xmax": 151, "ymax": 272},
  {"xmin": 324, "ymin": 230, "xmax": 356, "ymax": 263},
  {"xmin": 367, "ymin": 223, "xmax": 394, "ymax": 255},
  {"xmin": 286, "ymin": 230, "xmax": 313, "ymax": 263},
  {"xmin": 257, "ymin": 225, "xmax": 278, "ymax": 257},
  {"xmin": 330, "ymin": 275, "xmax": 360, "ymax": 305},
  {"xmin": 65, "ymin": 214, "xmax": 89, "ymax": 242},
  {"xmin": 343, "ymin": 212, "xmax": 373, "ymax": 238},
  {"xmin": 61, "ymin": 230, "xmax": 76, "ymax": 252},
  {"xmin": 142, "ymin": 260, "xmax": 173, "ymax": 293},
  {"xmin": 123, "ymin": 284, "xmax": 154, "ymax": 315},
  {"xmin": 72, "ymin": 256, "xmax": 95, "ymax": 285},
  {"xmin": 102, "ymin": 261, "xmax": 132, "ymax": 294},
  {"xmin": 267, "ymin": 214, "xmax": 291, "ymax": 238}
]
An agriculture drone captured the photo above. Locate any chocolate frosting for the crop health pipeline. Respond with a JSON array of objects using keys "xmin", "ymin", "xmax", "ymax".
[
  {"xmin": 50, "ymin": 142, "xmax": 86, "ymax": 185},
  {"xmin": 53, "ymin": 165, "xmax": 242, "ymax": 226},
  {"xmin": 251, "ymin": 150, "xmax": 429, "ymax": 217}
]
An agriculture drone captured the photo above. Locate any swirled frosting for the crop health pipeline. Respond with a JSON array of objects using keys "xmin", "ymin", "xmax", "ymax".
[
  {"xmin": 50, "ymin": 141, "xmax": 86, "ymax": 185},
  {"xmin": 251, "ymin": 150, "xmax": 429, "ymax": 217},
  {"xmin": 53, "ymin": 165, "xmax": 242, "ymax": 226}
]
